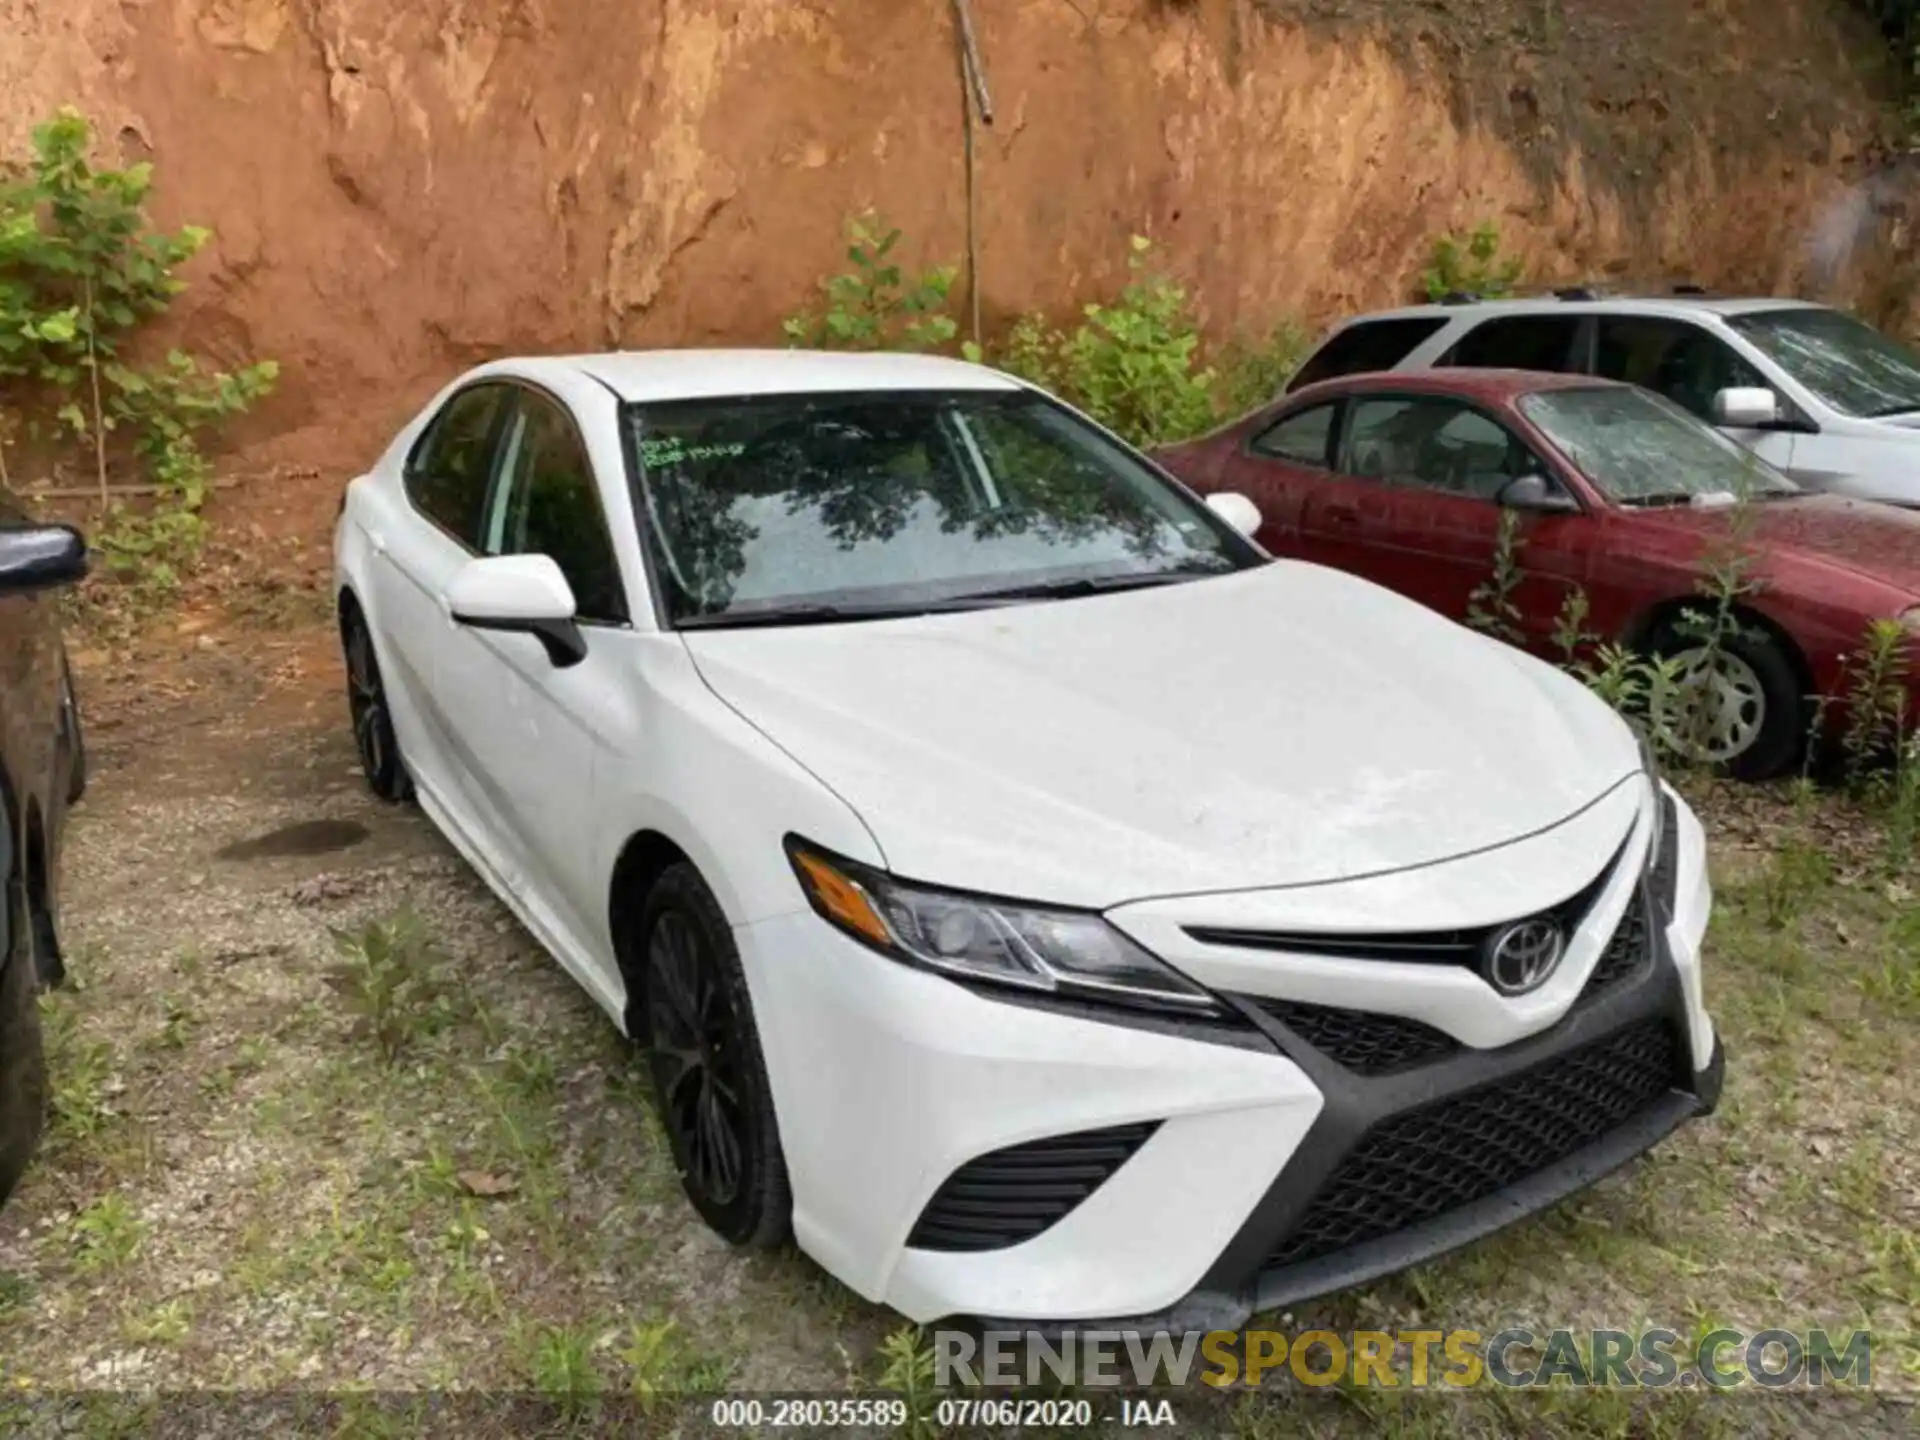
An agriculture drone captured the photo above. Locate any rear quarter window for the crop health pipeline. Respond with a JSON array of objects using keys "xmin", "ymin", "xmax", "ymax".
[{"xmin": 1287, "ymin": 317, "xmax": 1450, "ymax": 392}]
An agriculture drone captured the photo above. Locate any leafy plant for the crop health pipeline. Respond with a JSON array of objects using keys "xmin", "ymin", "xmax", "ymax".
[
  {"xmin": 70, "ymin": 1192, "xmax": 144, "ymax": 1273},
  {"xmin": 0, "ymin": 108, "xmax": 277, "ymax": 592},
  {"xmin": 988, "ymin": 237, "xmax": 1217, "ymax": 448},
  {"xmin": 1421, "ymin": 220, "xmax": 1524, "ymax": 301},
  {"xmin": 1467, "ymin": 510, "xmax": 1527, "ymax": 643},
  {"xmin": 1212, "ymin": 318, "xmax": 1312, "ymax": 419},
  {"xmin": 1839, "ymin": 617, "xmax": 1913, "ymax": 784},
  {"xmin": 783, "ymin": 211, "xmax": 958, "ymax": 353},
  {"xmin": 326, "ymin": 910, "xmax": 460, "ymax": 1063}
]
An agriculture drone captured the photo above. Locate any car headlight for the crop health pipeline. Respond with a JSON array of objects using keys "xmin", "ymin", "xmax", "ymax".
[
  {"xmin": 1900, "ymin": 606, "xmax": 1920, "ymax": 635},
  {"xmin": 784, "ymin": 837, "xmax": 1221, "ymax": 1015}
]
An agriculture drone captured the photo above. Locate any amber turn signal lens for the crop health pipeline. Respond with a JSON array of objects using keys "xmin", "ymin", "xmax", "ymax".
[{"xmin": 791, "ymin": 848, "xmax": 894, "ymax": 948}]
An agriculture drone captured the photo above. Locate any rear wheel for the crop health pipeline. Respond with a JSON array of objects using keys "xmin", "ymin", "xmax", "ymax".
[
  {"xmin": 342, "ymin": 606, "xmax": 411, "ymax": 802},
  {"xmin": 1648, "ymin": 622, "xmax": 1805, "ymax": 782},
  {"xmin": 636, "ymin": 864, "xmax": 790, "ymax": 1247}
]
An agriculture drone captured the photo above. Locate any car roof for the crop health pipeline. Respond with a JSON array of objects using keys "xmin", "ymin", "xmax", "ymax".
[
  {"xmin": 1286, "ymin": 367, "xmax": 1624, "ymax": 405},
  {"xmin": 1346, "ymin": 294, "xmax": 1829, "ymax": 325},
  {"xmin": 525, "ymin": 349, "xmax": 1022, "ymax": 403}
]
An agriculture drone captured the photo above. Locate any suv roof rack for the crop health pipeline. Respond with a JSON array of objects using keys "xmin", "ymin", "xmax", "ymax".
[
  {"xmin": 1553, "ymin": 286, "xmax": 1601, "ymax": 301},
  {"xmin": 1438, "ymin": 290, "xmax": 1479, "ymax": 305}
]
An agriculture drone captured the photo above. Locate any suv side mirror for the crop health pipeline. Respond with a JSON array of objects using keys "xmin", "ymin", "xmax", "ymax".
[
  {"xmin": 445, "ymin": 554, "xmax": 586, "ymax": 667},
  {"xmin": 1495, "ymin": 474, "xmax": 1580, "ymax": 515},
  {"xmin": 1712, "ymin": 386, "xmax": 1780, "ymax": 429},
  {"xmin": 0, "ymin": 525, "xmax": 88, "ymax": 594}
]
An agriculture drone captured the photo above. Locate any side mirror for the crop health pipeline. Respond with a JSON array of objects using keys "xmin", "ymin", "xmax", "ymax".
[
  {"xmin": 0, "ymin": 525, "xmax": 88, "ymax": 594},
  {"xmin": 1495, "ymin": 474, "xmax": 1580, "ymax": 515},
  {"xmin": 1712, "ymin": 386, "xmax": 1780, "ymax": 429},
  {"xmin": 444, "ymin": 554, "xmax": 586, "ymax": 667},
  {"xmin": 1205, "ymin": 491, "xmax": 1263, "ymax": 538}
]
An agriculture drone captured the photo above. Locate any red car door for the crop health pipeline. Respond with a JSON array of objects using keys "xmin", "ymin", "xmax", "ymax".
[{"xmin": 1313, "ymin": 393, "xmax": 1591, "ymax": 644}]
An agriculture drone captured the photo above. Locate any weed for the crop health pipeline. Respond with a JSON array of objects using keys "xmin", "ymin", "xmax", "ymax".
[
  {"xmin": 783, "ymin": 211, "xmax": 958, "ymax": 353},
  {"xmin": 1756, "ymin": 838, "xmax": 1832, "ymax": 930},
  {"xmin": 617, "ymin": 1318, "xmax": 733, "ymax": 1409},
  {"xmin": 876, "ymin": 1326, "xmax": 939, "ymax": 1440},
  {"xmin": 1420, "ymin": 220, "xmax": 1523, "ymax": 301},
  {"xmin": 521, "ymin": 1321, "xmax": 603, "ymax": 1410},
  {"xmin": 326, "ymin": 910, "xmax": 460, "ymax": 1062},
  {"xmin": 121, "ymin": 1298, "xmax": 192, "ymax": 1346},
  {"xmin": 0, "ymin": 108, "xmax": 276, "ymax": 593},
  {"xmin": 0, "ymin": 1268, "xmax": 29, "ymax": 1317},
  {"xmin": 37, "ymin": 994, "xmax": 115, "ymax": 1141},
  {"xmin": 1840, "ymin": 617, "xmax": 1912, "ymax": 783},
  {"xmin": 69, "ymin": 1192, "xmax": 144, "ymax": 1272},
  {"xmin": 1466, "ymin": 509, "xmax": 1525, "ymax": 643}
]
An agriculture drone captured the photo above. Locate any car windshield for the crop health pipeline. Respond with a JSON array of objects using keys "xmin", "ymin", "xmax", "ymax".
[
  {"xmin": 1728, "ymin": 306, "xmax": 1920, "ymax": 419},
  {"xmin": 624, "ymin": 389, "xmax": 1254, "ymax": 625},
  {"xmin": 1519, "ymin": 386, "xmax": 1799, "ymax": 505}
]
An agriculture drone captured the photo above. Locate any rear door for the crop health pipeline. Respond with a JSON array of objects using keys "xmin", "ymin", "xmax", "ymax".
[
  {"xmin": 1310, "ymin": 393, "xmax": 1587, "ymax": 641},
  {"xmin": 1435, "ymin": 313, "xmax": 1589, "ymax": 375},
  {"xmin": 1286, "ymin": 316, "xmax": 1452, "ymax": 393}
]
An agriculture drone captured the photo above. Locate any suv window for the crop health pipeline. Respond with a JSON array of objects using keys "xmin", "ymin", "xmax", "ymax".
[
  {"xmin": 1343, "ymin": 396, "xmax": 1535, "ymax": 501},
  {"xmin": 1594, "ymin": 316, "xmax": 1762, "ymax": 420},
  {"xmin": 1438, "ymin": 315, "xmax": 1583, "ymax": 372},
  {"xmin": 406, "ymin": 385, "xmax": 509, "ymax": 547},
  {"xmin": 1288, "ymin": 318, "xmax": 1449, "ymax": 392},
  {"xmin": 1250, "ymin": 403, "xmax": 1338, "ymax": 467},
  {"xmin": 486, "ymin": 392, "xmax": 629, "ymax": 623}
]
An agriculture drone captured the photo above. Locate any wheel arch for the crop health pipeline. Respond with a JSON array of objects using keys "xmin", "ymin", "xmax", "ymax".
[
  {"xmin": 1622, "ymin": 594, "xmax": 1817, "ymax": 700},
  {"xmin": 607, "ymin": 828, "xmax": 696, "ymax": 1038}
]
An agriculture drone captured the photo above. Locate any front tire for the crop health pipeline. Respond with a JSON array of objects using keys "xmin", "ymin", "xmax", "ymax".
[
  {"xmin": 637, "ymin": 863, "xmax": 790, "ymax": 1247},
  {"xmin": 1649, "ymin": 621, "xmax": 1805, "ymax": 782},
  {"xmin": 342, "ymin": 606, "xmax": 412, "ymax": 802}
]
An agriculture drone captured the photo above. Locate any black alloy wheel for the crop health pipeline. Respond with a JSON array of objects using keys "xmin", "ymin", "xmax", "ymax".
[
  {"xmin": 344, "ymin": 609, "xmax": 411, "ymax": 802},
  {"xmin": 639, "ymin": 863, "xmax": 789, "ymax": 1246}
]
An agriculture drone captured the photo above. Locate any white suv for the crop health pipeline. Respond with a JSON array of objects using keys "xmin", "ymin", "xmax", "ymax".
[{"xmin": 1288, "ymin": 290, "xmax": 1920, "ymax": 507}]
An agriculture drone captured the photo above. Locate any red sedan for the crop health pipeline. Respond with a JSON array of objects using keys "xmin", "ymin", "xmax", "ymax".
[{"xmin": 1156, "ymin": 369, "xmax": 1920, "ymax": 780}]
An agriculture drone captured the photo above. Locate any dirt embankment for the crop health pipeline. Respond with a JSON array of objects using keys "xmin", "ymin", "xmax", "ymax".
[{"xmin": 0, "ymin": 0, "xmax": 1897, "ymax": 499}]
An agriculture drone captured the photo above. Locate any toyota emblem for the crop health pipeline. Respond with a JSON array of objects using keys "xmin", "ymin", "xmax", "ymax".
[{"xmin": 1483, "ymin": 918, "xmax": 1565, "ymax": 996}]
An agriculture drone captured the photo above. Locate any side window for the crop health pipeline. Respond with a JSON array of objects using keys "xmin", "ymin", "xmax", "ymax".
[
  {"xmin": 1594, "ymin": 316, "xmax": 1763, "ymax": 419},
  {"xmin": 486, "ymin": 392, "xmax": 629, "ymax": 624},
  {"xmin": 405, "ymin": 385, "xmax": 508, "ymax": 547},
  {"xmin": 1342, "ymin": 397, "xmax": 1534, "ymax": 501},
  {"xmin": 1249, "ymin": 403, "xmax": 1338, "ymax": 467},
  {"xmin": 1438, "ymin": 315, "xmax": 1583, "ymax": 372},
  {"xmin": 1287, "ymin": 318, "xmax": 1450, "ymax": 392}
]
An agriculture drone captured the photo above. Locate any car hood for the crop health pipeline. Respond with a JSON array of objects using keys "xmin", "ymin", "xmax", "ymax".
[
  {"xmin": 681, "ymin": 564, "xmax": 1641, "ymax": 909},
  {"xmin": 1634, "ymin": 493, "xmax": 1920, "ymax": 592}
]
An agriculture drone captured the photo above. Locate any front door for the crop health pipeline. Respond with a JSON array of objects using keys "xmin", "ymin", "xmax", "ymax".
[{"xmin": 1322, "ymin": 393, "xmax": 1588, "ymax": 646}]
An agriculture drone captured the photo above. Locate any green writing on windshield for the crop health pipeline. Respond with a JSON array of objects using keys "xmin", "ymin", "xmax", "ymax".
[{"xmin": 640, "ymin": 438, "xmax": 746, "ymax": 468}]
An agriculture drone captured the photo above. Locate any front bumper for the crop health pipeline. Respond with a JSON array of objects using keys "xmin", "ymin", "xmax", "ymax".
[{"xmin": 735, "ymin": 788, "xmax": 1719, "ymax": 1328}]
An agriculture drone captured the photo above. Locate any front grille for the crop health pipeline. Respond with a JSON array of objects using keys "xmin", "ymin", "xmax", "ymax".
[
  {"xmin": 1251, "ymin": 998, "xmax": 1457, "ymax": 1076},
  {"xmin": 1265, "ymin": 1018, "xmax": 1683, "ymax": 1270},
  {"xmin": 1185, "ymin": 842, "xmax": 1624, "ymax": 969},
  {"xmin": 905, "ymin": 1121, "xmax": 1159, "ymax": 1252}
]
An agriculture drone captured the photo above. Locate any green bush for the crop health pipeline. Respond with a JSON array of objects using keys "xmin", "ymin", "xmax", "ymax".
[
  {"xmin": 782, "ymin": 210, "xmax": 958, "ymax": 353},
  {"xmin": 0, "ymin": 107, "xmax": 277, "ymax": 591},
  {"xmin": 1421, "ymin": 220, "xmax": 1523, "ymax": 301}
]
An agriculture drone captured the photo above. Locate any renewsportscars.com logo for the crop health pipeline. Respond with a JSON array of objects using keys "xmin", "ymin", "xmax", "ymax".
[{"xmin": 935, "ymin": 1327, "xmax": 1874, "ymax": 1390}]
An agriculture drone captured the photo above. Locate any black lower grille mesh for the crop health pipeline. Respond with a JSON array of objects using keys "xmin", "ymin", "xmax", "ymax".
[
  {"xmin": 906, "ymin": 1121, "xmax": 1159, "ymax": 1252},
  {"xmin": 1265, "ymin": 1019, "xmax": 1683, "ymax": 1270},
  {"xmin": 1252, "ymin": 999, "xmax": 1457, "ymax": 1075}
]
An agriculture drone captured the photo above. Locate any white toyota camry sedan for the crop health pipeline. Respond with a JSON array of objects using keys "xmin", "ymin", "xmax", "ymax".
[{"xmin": 331, "ymin": 349, "xmax": 1723, "ymax": 1330}]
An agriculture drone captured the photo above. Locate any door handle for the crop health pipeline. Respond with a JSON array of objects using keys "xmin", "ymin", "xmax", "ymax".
[
  {"xmin": 368, "ymin": 528, "xmax": 388, "ymax": 556},
  {"xmin": 1322, "ymin": 506, "xmax": 1360, "ymax": 529}
]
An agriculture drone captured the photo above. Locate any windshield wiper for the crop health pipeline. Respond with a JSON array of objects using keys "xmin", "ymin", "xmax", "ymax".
[
  {"xmin": 949, "ymin": 569, "xmax": 1220, "ymax": 603},
  {"xmin": 675, "ymin": 594, "xmax": 1036, "ymax": 630},
  {"xmin": 1616, "ymin": 491, "xmax": 1702, "ymax": 508}
]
